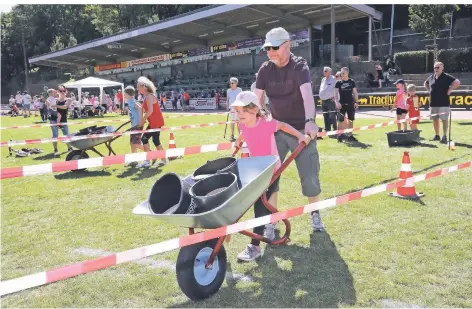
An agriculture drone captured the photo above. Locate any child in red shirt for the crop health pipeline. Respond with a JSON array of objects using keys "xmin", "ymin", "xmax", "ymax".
[{"xmin": 406, "ymin": 84, "xmax": 420, "ymax": 130}]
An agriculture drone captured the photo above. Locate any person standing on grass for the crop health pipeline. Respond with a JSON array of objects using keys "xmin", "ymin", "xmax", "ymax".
[
  {"xmin": 124, "ymin": 86, "xmax": 144, "ymax": 167},
  {"xmin": 406, "ymin": 84, "xmax": 420, "ymax": 131},
  {"xmin": 136, "ymin": 76, "xmax": 167, "ymax": 168},
  {"xmin": 253, "ymin": 27, "xmax": 324, "ymax": 239},
  {"xmin": 335, "ymin": 67, "xmax": 359, "ymax": 143},
  {"xmin": 15, "ymin": 91, "xmax": 23, "ymax": 116},
  {"xmin": 22, "ymin": 91, "xmax": 32, "ymax": 117},
  {"xmin": 391, "ymin": 79, "xmax": 408, "ymax": 131},
  {"xmin": 424, "ymin": 62, "xmax": 461, "ymax": 144},
  {"xmin": 46, "ymin": 86, "xmax": 72, "ymax": 156},
  {"xmin": 232, "ymin": 91, "xmax": 311, "ymax": 262},
  {"xmin": 226, "ymin": 77, "xmax": 242, "ymax": 142},
  {"xmin": 319, "ymin": 66, "xmax": 337, "ymax": 135}
]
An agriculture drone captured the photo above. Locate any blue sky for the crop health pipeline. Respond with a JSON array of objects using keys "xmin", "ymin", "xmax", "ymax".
[{"xmin": 0, "ymin": 5, "xmax": 13, "ymax": 13}]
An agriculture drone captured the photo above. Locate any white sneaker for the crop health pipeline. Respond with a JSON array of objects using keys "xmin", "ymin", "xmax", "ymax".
[
  {"xmin": 54, "ymin": 151, "xmax": 59, "ymax": 156},
  {"xmin": 237, "ymin": 244, "xmax": 261, "ymax": 262},
  {"xmin": 157, "ymin": 159, "xmax": 168, "ymax": 167},
  {"xmin": 136, "ymin": 160, "xmax": 151, "ymax": 168}
]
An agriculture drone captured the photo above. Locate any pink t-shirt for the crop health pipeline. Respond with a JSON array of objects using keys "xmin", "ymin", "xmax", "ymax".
[
  {"xmin": 239, "ymin": 117, "xmax": 281, "ymax": 170},
  {"xmin": 395, "ymin": 89, "xmax": 408, "ymax": 110}
]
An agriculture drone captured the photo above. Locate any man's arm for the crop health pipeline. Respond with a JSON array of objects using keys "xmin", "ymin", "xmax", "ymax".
[
  {"xmin": 254, "ymin": 88, "xmax": 267, "ymax": 111},
  {"xmin": 353, "ymin": 87, "xmax": 359, "ymax": 109},
  {"xmin": 424, "ymin": 78, "xmax": 430, "ymax": 92},
  {"xmin": 448, "ymin": 79, "xmax": 461, "ymax": 94},
  {"xmin": 300, "ymin": 82, "xmax": 316, "ymax": 120}
]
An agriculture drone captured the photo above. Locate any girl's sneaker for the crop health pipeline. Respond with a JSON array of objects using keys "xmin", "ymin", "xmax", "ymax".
[{"xmin": 237, "ymin": 244, "xmax": 261, "ymax": 262}]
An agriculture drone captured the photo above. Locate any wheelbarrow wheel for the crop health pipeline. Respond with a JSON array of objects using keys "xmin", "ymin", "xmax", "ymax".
[
  {"xmin": 176, "ymin": 239, "xmax": 227, "ymax": 301},
  {"xmin": 65, "ymin": 150, "xmax": 89, "ymax": 172}
]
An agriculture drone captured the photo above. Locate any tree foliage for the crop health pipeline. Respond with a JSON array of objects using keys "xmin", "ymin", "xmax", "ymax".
[
  {"xmin": 1, "ymin": 4, "xmax": 208, "ymax": 89},
  {"xmin": 408, "ymin": 5, "xmax": 459, "ymax": 45}
]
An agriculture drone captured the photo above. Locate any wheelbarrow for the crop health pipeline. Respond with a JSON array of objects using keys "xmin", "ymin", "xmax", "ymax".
[
  {"xmin": 64, "ymin": 121, "xmax": 130, "ymax": 172},
  {"xmin": 133, "ymin": 142, "xmax": 307, "ymax": 301}
]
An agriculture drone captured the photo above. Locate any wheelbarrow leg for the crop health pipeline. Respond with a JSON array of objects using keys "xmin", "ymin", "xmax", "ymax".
[
  {"xmin": 105, "ymin": 142, "xmax": 116, "ymax": 156},
  {"xmin": 90, "ymin": 147, "xmax": 105, "ymax": 157},
  {"xmin": 205, "ymin": 236, "xmax": 225, "ymax": 268},
  {"xmin": 261, "ymin": 190, "xmax": 292, "ymax": 246}
]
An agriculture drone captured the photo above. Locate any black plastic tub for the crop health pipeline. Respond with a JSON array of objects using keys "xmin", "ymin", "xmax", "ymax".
[
  {"xmin": 148, "ymin": 173, "xmax": 192, "ymax": 215},
  {"xmin": 193, "ymin": 157, "xmax": 242, "ymax": 188},
  {"xmin": 386, "ymin": 130, "xmax": 422, "ymax": 147},
  {"xmin": 188, "ymin": 173, "xmax": 239, "ymax": 214}
]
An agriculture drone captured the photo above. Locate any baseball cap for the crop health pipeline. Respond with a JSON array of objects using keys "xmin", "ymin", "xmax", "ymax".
[
  {"xmin": 394, "ymin": 79, "xmax": 405, "ymax": 85},
  {"xmin": 262, "ymin": 27, "xmax": 290, "ymax": 48},
  {"xmin": 231, "ymin": 91, "xmax": 261, "ymax": 109}
]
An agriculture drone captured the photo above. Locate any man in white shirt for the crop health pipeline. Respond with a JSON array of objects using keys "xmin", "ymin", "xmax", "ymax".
[
  {"xmin": 22, "ymin": 91, "xmax": 32, "ymax": 117},
  {"xmin": 318, "ymin": 66, "xmax": 337, "ymax": 134},
  {"xmin": 226, "ymin": 77, "xmax": 242, "ymax": 141}
]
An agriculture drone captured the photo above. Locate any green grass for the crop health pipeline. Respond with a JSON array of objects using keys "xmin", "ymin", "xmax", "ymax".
[{"xmin": 1, "ymin": 113, "xmax": 472, "ymax": 308}]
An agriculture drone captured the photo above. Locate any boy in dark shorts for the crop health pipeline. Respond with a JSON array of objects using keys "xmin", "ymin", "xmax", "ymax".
[
  {"xmin": 124, "ymin": 86, "xmax": 144, "ymax": 166},
  {"xmin": 335, "ymin": 67, "xmax": 359, "ymax": 142}
]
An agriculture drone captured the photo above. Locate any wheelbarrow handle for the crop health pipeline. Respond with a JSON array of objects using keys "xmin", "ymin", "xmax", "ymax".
[{"xmin": 231, "ymin": 141, "xmax": 243, "ymax": 158}]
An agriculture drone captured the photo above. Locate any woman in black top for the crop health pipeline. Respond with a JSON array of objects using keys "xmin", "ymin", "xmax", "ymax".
[{"xmin": 49, "ymin": 85, "xmax": 72, "ymax": 155}]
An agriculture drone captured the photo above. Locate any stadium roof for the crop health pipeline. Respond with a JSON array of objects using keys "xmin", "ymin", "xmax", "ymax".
[{"xmin": 29, "ymin": 4, "xmax": 382, "ymax": 69}]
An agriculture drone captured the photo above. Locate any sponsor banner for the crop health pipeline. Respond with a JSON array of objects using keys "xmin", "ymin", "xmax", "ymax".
[
  {"xmin": 190, "ymin": 98, "xmax": 217, "ymax": 110},
  {"xmin": 290, "ymin": 29, "xmax": 309, "ymax": 41},
  {"xmin": 95, "ymin": 63, "xmax": 121, "ymax": 72},
  {"xmin": 237, "ymin": 37, "xmax": 264, "ymax": 49},
  {"xmin": 129, "ymin": 54, "xmax": 169, "ymax": 66},
  {"xmin": 183, "ymin": 54, "xmax": 214, "ymax": 64},
  {"xmin": 120, "ymin": 61, "xmax": 129, "ymax": 68},
  {"xmin": 188, "ymin": 46, "xmax": 211, "ymax": 57},
  {"xmin": 314, "ymin": 91, "xmax": 472, "ymax": 108},
  {"xmin": 169, "ymin": 51, "xmax": 188, "ymax": 60},
  {"xmin": 132, "ymin": 63, "xmax": 155, "ymax": 71}
]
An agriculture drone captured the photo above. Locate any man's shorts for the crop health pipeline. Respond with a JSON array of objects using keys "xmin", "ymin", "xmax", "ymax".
[
  {"xmin": 23, "ymin": 104, "xmax": 30, "ymax": 110},
  {"xmin": 430, "ymin": 106, "xmax": 450, "ymax": 121},
  {"xmin": 229, "ymin": 110, "xmax": 238, "ymax": 121},
  {"xmin": 338, "ymin": 103, "xmax": 355, "ymax": 122},
  {"xmin": 272, "ymin": 130, "xmax": 321, "ymax": 197},
  {"xmin": 129, "ymin": 125, "xmax": 143, "ymax": 145}
]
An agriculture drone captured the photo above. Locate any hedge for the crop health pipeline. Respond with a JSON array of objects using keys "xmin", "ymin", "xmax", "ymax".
[
  {"xmin": 394, "ymin": 51, "xmax": 434, "ymax": 74},
  {"xmin": 437, "ymin": 48, "xmax": 472, "ymax": 72}
]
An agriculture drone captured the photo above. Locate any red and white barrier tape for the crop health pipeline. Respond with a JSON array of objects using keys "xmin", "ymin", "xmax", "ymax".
[
  {"xmin": 0, "ymin": 112, "xmax": 227, "ymax": 130},
  {"xmin": 1, "ymin": 159, "xmax": 470, "ymax": 296},
  {"xmin": 1, "ymin": 121, "xmax": 233, "ymax": 147},
  {"xmin": 0, "ymin": 142, "xmax": 235, "ymax": 179},
  {"xmin": 0, "ymin": 112, "xmax": 449, "ymax": 179}
]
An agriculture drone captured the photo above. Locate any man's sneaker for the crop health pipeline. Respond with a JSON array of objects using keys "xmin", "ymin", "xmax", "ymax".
[
  {"xmin": 230, "ymin": 136, "xmax": 236, "ymax": 142},
  {"xmin": 264, "ymin": 223, "xmax": 276, "ymax": 241},
  {"xmin": 310, "ymin": 212, "xmax": 325, "ymax": 232},
  {"xmin": 337, "ymin": 134, "xmax": 344, "ymax": 143},
  {"xmin": 440, "ymin": 135, "xmax": 448, "ymax": 144},
  {"xmin": 237, "ymin": 244, "xmax": 261, "ymax": 262},
  {"xmin": 136, "ymin": 160, "xmax": 151, "ymax": 168},
  {"xmin": 54, "ymin": 151, "xmax": 60, "ymax": 156},
  {"xmin": 430, "ymin": 135, "xmax": 441, "ymax": 141}
]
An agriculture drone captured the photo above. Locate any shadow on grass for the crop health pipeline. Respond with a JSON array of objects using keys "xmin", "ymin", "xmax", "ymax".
[
  {"xmin": 458, "ymin": 122, "xmax": 472, "ymax": 126},
  {"xmin": 54, "ymin": 170, "xmax": 112, "ymax": 180},
  {"xmin": 117, "ymin": 166, "xmax": 163, "ymax": 181},
  {"xmin": 455, "ymin": 142, "xmax": 472, "ymax": 149},
  {"xmin": 33, "ymin": 153, "xmax": 56, "ymax": 161},
  {"xmin": 401, "ymin": 143, "xmax": 438, "ymax": 149},
  {"xmin": 343, "ymin": 140, "xmax": 373, "ymax": 149},
  {"xmin": 173, "ymin": 233, "xmax": 356, "ymax": 308}
]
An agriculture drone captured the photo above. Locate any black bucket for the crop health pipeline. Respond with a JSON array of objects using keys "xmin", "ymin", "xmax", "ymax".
[
  {"xmin": 386, "ymin": 130, "xmax": 422, "ymax": 147},
  {"xmin": 148, "ymin": 173, "xmax": 192, "ymax": 215},
  {"xmin": 187, "ymin": 173, "xmax": 239, "ymax": 214},
  {"xmin": 193, "ymin": 157, "xmax": 242, "ymax": 189}
]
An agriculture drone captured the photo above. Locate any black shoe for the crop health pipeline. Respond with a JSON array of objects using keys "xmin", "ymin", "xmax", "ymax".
[
  {"xmin": 440, "ymin": 135, "xmax": 448, "ymax": 144},
  {"xmin": 230, "ymin": 136, "xmax": 236, "ymax": 142},
  {"xmin": 337, "ymin": 135, "xmax": 344, "ymax": 143},
  {"xmin": 430, "ymin": 135, "xmax": 441, "ymax": 141}
]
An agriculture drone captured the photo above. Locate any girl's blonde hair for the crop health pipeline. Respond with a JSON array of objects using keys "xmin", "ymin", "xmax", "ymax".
[
  {"xmin": 407, "ymin": 84, "xmax": 416, "ymax": 92},
  {"xmin": 242, "ymin": 103, "xmax": 271, "ymax": 120},
  {"xmin": 137, "ymin": 76, "xmax": 156, "ymax": 95}
]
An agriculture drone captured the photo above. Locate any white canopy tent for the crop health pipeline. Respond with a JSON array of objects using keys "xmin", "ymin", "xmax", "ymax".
[{"xmin": 63, "ymin": 77, "xmax": 124, "ymax": 109}]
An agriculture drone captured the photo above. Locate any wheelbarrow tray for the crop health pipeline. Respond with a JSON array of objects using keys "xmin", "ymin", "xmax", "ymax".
[
  {"xmin": 133, "ymin": 155, "xmax": 278, "ymax": 229},
  {"xmin": 64, "ymin": 136, "xmax": 115, "ymax": 150}
]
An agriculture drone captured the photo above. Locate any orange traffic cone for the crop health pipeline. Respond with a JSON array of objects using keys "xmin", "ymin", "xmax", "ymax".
[
  {"xmin": 168, "ymin": 132, "xmax": 182, "ymax": 160},
  {"xmin": 240, "ymin": 142, "xmax": 250, "ymax": 158},
  {"xmin": 389, "ymin": 151, "xmax": 424, "ymax": 199}
]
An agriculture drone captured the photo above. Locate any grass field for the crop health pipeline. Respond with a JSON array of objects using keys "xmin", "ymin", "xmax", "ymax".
[{"xmin": 1, "ymin": 112, "xmax": 472, "ymax": 308}]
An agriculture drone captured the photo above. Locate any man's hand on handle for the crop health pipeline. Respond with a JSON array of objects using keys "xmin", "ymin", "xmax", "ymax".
[{"xmin": 305, "ymin": 121, "xmax": 319, "ymax": 140}]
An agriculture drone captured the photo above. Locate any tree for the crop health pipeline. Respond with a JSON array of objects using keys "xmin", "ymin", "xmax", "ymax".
[
  {"xmin": 408, "ymin": 5, "xmax": 459, "ymax": 59},
  {"xmin": 50, "ymin": 36, "xmax": 65, "ymax": 52}
]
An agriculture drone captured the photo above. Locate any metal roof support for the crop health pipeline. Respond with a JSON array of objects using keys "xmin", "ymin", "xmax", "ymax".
[
  {"xmin": 249, "ymin": 5, "xmax": 311, "ymax": 27},
  {"xmin": 368, "ymin": 16, "xmax": 372, "ymax": 61},
  {"xmin": 331, "ymin": 5, "xmax": 335, "ymax": 68},
  {"xmin": 157, "ymin": 30, "xmax": 207, "ymax": 46},
  {"xmin": 346, "ymin": 4, "xmax": 383, "ymax": 21},
  {"xmin": 121, "ymin": 38, "xmax": 171, "ymax": 54}
]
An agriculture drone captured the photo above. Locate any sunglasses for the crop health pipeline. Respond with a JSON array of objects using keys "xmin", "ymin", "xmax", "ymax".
[
  {"xmin": 58, "ymin": 90, "xmax": 66, "ymax": 93},
  {"xmin": 264, "ymin": 41, "xmax": 287, "ymax": 51},
  {"xmin": 434, "ymin": 67, "xmax": 441, "ymax": 69}
]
